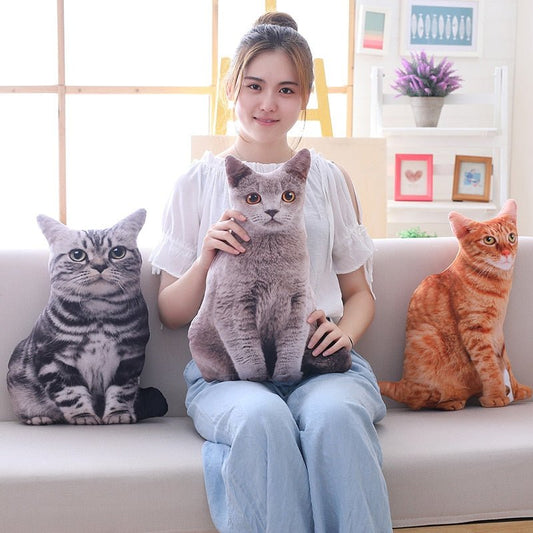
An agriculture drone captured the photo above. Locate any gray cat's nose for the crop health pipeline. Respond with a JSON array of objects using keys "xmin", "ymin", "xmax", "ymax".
[
  {"xmin": 265, "ymin": 209, "xmax": 279, "ymax": 219},
  {"xmin": 92, "ymin": 263, "xmax": 108, "ymax": 273}
]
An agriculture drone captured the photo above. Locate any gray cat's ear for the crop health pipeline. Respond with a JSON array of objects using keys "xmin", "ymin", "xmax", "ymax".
[
  {"xmin": 283, "ymin": 149, "xmax": 311, "ymax": 181},
  {"xmin": 225, "ymin": 155, "xmax": 253, "ymax": 187},
  {"xmin": 114, "ymin": 209, "xmax": 147, "ymax": 238},
  {"xmin": 37, "ymin": 214, "xmax": 68, "ymax": 245}
]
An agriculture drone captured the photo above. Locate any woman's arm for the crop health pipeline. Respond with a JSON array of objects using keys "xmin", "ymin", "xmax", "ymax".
[
  {"xmin": 157, "ymin": 209, "xmax": 249, "ymax": 329},
  {"xmin": 307, "ymin": 267, "xmax": 374, "ymax": 356},
  {"xmin": 307, "ymin": 162, "xmax": 374, "ymax": 356}
]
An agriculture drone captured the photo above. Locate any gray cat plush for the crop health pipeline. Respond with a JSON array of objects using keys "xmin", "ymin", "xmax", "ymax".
[
  {"xmin": 188, "ymin": 149, "xmax": 351, "ymax": 383},
  {"xmin": 7, "ymin": 209, "xmax": 167, "ymax": 425}
]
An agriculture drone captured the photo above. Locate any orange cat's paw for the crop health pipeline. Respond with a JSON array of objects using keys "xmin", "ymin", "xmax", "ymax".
[
  {"xmin": 479, "ymin": 395, "xmax": 510, "ymax": 408},
  {"xmin": 436, "ymin": 399, "xmax": 466, "ymax": 411},
  {"xmin": 514, "ymin": 384, "xmax": 533, "ymax": 401}
]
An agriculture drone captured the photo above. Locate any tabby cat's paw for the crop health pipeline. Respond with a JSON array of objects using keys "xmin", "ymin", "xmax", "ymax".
[
  {"xmin": 479, "ymin": 395, "xmax": 510, "ymax": 408},
  {"xmin": 70, "ymin": 413, "xmax": 102, "ymax": 425},
  {"xmin": 25, "ymin": 416, "xmax": 55, "ymax": 425},
  {"xmin": 103, "ymin": 411, "xmax": 136, "ymax": 424}
]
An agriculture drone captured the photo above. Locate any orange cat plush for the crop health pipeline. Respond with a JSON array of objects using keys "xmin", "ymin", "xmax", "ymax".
[{"xmin": 380, "ymin": 199, "xmax": 532, "ymax": 410}]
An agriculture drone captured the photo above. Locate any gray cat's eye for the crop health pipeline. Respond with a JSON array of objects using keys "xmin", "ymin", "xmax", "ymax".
[
  {"xmin": 69, "ymin": 249, "xmax": 87, "ymax": 262},
  {"xmin": 246, "ymin": 193, "xmax": 261, "ymax": 205},
  {"xmin": 282, "ymin": 191, "xmax": 296, "ymax": 203}
]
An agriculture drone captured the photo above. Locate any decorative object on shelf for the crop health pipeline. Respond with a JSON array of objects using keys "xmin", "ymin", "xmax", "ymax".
[
  {"xmin": 356, "ymin": 5, "xmax": 390, "ymax": 55},
  {"xmin": 452, "ymin": 155, "xmax": 492, "ymax": 202},
  {"xmin": 395, "ymin": 153, "xmax": 433, "ymax": 201},
  {"xmin": 402, "ymin": 0, "xmax": 480, "ymax": 57},
  {"xmin": 392, "ymin": 51, "xmax": 462, "ymax": 127},
  {"xmin": 398, "ymin": 226, "xmax": 437, "ymax": 238}
]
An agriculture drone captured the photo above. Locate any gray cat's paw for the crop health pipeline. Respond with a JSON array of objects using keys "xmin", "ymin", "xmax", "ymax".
[
  {"xmin": 272, "ymin": 369, "xmax": 303, "ymax": 384},
  {"xmin": 69, "ymin": 413, "xmax": 102, "ymax": 425},
  {"xmin": 103, "ymin": 411, "xmax": 136, "ymax": 424},
  {"xmin": 238, "ymin": 367, "xmax": 269, "ymax": 382}
]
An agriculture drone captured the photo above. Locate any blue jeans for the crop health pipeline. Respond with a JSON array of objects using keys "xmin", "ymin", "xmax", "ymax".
[{"xmin": 185, "ymin": 352, "xmax": 392, "ymax": 533}]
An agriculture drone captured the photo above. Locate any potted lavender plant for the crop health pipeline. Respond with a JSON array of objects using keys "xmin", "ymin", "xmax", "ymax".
[{"xmin": 391, "ymin": 51, "xmax": 462, "ymax": 127}]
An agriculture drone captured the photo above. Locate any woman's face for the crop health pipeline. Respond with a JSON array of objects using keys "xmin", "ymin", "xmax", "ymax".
[{"xmin": 233, "ymin": 49, "xmax": 305, "ymax": 144}]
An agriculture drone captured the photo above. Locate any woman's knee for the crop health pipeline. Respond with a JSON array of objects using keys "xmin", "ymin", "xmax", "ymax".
[{"xmin": 229, "ymin": 393, "xmax": 299, "ymax": 443}]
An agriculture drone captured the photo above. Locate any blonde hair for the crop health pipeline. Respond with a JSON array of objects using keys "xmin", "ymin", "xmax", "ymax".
[{"xmin": 225, "ymin": 12, "xmax": 314, "ymax": 108}]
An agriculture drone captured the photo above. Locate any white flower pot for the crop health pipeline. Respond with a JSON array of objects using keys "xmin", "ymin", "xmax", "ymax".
[{"xmin": 409, "ymin": 96, "xmax": 445, "ymax": 127}]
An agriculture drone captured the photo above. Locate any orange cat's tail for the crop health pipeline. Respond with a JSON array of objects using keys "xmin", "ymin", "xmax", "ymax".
[{"xmin": 379, "ymin": 380, "xmax": 441, "ymax": 410}]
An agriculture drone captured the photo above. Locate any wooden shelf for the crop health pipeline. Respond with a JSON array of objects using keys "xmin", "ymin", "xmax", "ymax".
[
  {"xmin": 382, "ymin": 127, "xmax": 498, "ymax": 137},
  {"xmin": 388, "ymin": 200, "xmax": 498, "ymax": 212},
  {"xmin": 371, "ymin": 66, "xmax": 509, "ymax": 236}
]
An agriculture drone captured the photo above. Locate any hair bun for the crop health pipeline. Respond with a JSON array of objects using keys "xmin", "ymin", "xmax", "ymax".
[{"xmin": 254, "ymin": 12, "xmax": 298, "ymax": 31}]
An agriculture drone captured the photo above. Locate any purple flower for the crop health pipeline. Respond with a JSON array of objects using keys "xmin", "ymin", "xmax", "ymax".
[{"xmin": 391, "ymin": 51, "xmax": 462, "ymax": 97}]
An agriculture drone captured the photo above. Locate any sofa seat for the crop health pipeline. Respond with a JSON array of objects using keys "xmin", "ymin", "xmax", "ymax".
[
  {"xmin": 2, "ymin": 402, "xmax": 532, "ymax": 532},
  {"xmin": 379, "ymin": 402, "xmax": 533, "ymax": 528},
  {"xmin": 0, "ymin": 417, "xmax": 215, "ymax": 533}
]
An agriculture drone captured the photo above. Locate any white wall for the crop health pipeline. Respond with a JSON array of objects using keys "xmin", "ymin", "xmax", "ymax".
[{"xmin": 510, "ymin": 0, "xmax": 533, "ymax": 235}]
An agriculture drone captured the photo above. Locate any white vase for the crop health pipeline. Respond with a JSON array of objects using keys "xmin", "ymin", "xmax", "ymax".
[{"xmin": 409, "ymin": 97, "xmax": 445, "ymax": 127}]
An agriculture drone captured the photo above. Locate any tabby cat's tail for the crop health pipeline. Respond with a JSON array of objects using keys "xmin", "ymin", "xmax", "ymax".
[
  {"xmin": 379, "ymin": 379, "xmax": 441, "ymax": 410},
  {"xmin": 134, "ymin": 387, "xmax": 168, "ymax": 420}
]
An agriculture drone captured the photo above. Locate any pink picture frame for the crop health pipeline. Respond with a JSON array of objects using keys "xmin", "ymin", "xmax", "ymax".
[{"xmin": 395, "ymin": 153, "xmax": 433, "ymax": 201}]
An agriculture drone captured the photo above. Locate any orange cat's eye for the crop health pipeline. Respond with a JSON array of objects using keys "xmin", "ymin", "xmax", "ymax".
[
  {"xmin": 282, "ymin": 191, "xmax": 296, "ymax": 203},
  {"xmin": 246, "ymin": 193, "xmax": 261, "ymax": 205},
  {"xmin": 508, "ymin": 233, "xmax": 517, "ymax": 243},
  {"xmin": 483, "ymin": 236, "xmax": 496, "ymax": 245}
]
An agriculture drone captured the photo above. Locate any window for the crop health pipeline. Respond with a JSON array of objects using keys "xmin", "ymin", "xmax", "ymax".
[{"xmin": 1, "ymin": 0, "xmax": 355, "ymax": 248}]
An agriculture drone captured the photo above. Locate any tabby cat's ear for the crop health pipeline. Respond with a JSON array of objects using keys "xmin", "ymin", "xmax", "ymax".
[
  {"xmin": 498, "ymin": 199, "xmax": 517, "ymax": 222},
  {"xmin": 283, "ymin": 149, "xmax": 311, "ymax": 181},
  {"xmin": 225, "ymin": 156, "xmax": 253, "ymax": 187},
  {"xmin": 448, "ymin": 211, "xmax": 472, "ymax": 239},
  {"xmin": 37, "ymin": 214, "xmax": 68, "ymax": 246},
  {"xmin": 112, "ymin": 209, "xmax": 147, "ymax": 239}
]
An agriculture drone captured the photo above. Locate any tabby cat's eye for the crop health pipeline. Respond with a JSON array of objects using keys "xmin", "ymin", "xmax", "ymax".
[
  {"xmin": 483, "ymin": 236, "xmax": 496, "ymax": 245},
  {"xmin": 69, "ymin": 249, "xmax": 87, "ymax": 262},
  {"xmin": 282, "ymin": 191, "xmax": 296, "ymax": 203},
  {"xmin": 246, "ymin": 193, "xmax": 261, "ymax": 205},
  {"xmin": 508, "ymin": 232, "xmax": 517, "ymax": 243},
  {"xmin": 109, "ymin": 246, "xmax": 127, "ymax": 260}
]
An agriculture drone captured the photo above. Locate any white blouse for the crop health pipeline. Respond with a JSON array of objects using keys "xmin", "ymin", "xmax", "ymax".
[{"xmin": 150, "ymin": 150, "xmax": 374, "ymax": 323}]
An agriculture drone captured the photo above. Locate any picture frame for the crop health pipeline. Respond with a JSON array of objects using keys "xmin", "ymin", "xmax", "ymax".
[
  {"xmin": 452, "ymin": 155, "xmax": 492, "ymax": 202},
  {"xmin": 401, "ymin": 0, "xmax": 481, "ymax": 56},
  {"xmin": 356, "ymin": 5, "xmax": 390, "ymax": 55},
  {"xmin": 395, "ymin": 154, "xmax": 433, "ymax": 201}
]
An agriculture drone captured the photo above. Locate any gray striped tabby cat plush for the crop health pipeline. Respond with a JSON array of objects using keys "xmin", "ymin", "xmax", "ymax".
[
  {"xmin": 188, "ymin": 149, "xmax": 351, "ymax": 383},
  {"xmin": 7, "ymin": 209, "xmax": 167, "ymax": 425}
]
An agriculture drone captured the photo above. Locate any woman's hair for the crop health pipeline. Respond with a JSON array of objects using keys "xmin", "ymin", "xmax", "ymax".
[{"xmin": 225, "ymin": 12, "xmax": 314, "ymax": 107}]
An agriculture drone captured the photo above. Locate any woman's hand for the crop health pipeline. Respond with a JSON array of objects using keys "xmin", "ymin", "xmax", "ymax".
[
  {"xmin": 307, "ymin": 309, "xmax": 353, "ymax": 357},
  {"xmin": 197, "ymin": 209, "xmax": 250, "ymax": 272}
]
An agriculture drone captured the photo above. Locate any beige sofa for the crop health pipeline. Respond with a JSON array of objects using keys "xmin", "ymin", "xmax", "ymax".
[{"xmin": 1, "ymin": 237, "xmax": 533, "ymax": 532}]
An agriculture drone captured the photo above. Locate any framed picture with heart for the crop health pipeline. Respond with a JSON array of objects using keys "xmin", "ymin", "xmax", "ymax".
[{"xmin": 395, "ymin": 153, "xmax": 433, "ymax": 201}]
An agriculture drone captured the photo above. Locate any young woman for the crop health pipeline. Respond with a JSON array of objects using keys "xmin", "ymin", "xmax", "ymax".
[{"xmin": 151, "ymin": 12, "xmax": 392, "ymax": 533}]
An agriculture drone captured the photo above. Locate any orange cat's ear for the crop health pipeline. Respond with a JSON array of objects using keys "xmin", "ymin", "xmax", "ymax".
[
  {"xmin": 498, "ymin": 199, "xmax": 517, "ymax": 222},
  {"xmin": 448, "ymin": 211, "xmax": 472, "ymax": 238}
]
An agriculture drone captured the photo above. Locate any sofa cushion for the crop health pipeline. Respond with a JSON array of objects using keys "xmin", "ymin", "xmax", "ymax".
[
  {"xmin": 379, "ymin": 402, "xmax": 533, "ymax": 527},
  {"xmin": 0, "ymin": 417, "xmax": 215, "ymax": 533}
]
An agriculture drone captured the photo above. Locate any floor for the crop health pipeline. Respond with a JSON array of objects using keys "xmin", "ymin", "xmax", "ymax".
[{"xmin": 395, "ymin": 519, "xmax": 533, "ymax": 533}]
